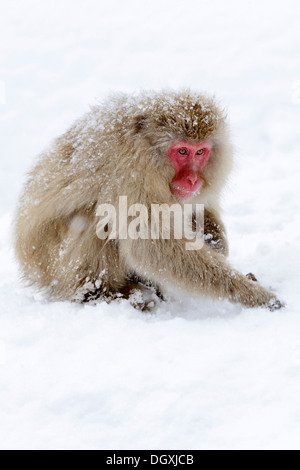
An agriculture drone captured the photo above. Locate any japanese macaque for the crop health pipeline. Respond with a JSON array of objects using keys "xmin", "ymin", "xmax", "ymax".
[{"xmin": 15, "ymin": 90, "xmax": 282, "ymax": 310}]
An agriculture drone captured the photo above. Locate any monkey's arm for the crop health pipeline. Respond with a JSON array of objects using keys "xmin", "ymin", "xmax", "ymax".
[
  {"xmin": 120, "ymin": 239, "xmax": 281, "ymax": 310},
  {"xmin": 203, "ymin": 208, "xmax": 229, "ymax": 256}
]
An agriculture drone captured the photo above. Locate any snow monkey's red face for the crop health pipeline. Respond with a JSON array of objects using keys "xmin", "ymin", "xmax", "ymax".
[{"xmin": 168, "ymin": 140, "xmax": 212, "ymax": 200}]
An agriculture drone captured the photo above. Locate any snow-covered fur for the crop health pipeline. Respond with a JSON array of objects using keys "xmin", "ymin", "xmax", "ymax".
[{"xmin": 15, "ymin": 90, "xmax": 278, "ymax": 308}]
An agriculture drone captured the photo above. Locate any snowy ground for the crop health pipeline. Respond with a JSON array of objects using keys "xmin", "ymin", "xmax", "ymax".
[{"xmin": 1, "ymin": 0, "xmax": 300, "ymax": 450}]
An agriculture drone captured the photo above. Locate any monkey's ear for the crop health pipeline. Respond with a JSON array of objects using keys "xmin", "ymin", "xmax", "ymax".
[{"xmin": 134, "ymin": 114, "xmax": 148, "ymax": 134}]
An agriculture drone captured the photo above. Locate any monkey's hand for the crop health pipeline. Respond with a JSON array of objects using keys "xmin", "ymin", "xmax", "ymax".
[
  {"xmin": 246, "ymin": 273, "xmax": 285, "ymax": 310},
  {"xmin": 204, "ymin": 233, "xmax": 228, "ymax": 255},
  {"xmin": 267, "ymin": 298, "xmax": 285, "ymax": 311},
  {"xmin": 203, "ymin": 209, "xmax": 229, "ymax": 257}
]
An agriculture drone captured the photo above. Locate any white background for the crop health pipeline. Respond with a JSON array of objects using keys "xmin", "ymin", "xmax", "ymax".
[{"xmin": 0, "ymin": 0, "xmax": 300, "ymax": 450}]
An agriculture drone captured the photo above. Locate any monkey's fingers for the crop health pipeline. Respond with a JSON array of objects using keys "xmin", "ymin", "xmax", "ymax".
[
  {"xmin": 246, "ymin": 273, "xmax": 258, "ymax": 282},
  {"xmin": 266, "ymin": 298, "xmax": 285, "ymax": 312}
]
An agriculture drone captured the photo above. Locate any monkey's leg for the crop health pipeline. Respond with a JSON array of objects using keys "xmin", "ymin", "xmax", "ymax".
[
  {"xmin": 120, "ymin": 238, "xmax": 283, "ymax": 310},
  {"xmin": 44, "ymin": 229, "xmax": 161, "ymax": 309},
  {"xmin": 45, "ymin": 232, "xmax": 130, "ymax": 304},
  {"xmin": 202, "ymin": 209, "xmax": 229, "ymax": 256}
]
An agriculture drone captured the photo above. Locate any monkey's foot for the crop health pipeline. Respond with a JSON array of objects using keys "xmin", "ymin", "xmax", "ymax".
[{"xmin": 128, "ymin": 286, "xmax": 162, "ymax": 312}]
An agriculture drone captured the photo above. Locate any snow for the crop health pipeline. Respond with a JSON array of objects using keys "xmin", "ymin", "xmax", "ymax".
[{"xmin": 1, "ymin": 0, "xmax": 300, "ymax": 450}]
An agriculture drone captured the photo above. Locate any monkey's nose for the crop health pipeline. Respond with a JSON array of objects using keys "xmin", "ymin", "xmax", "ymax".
[{"xmin": 187, "ymin": 174, "xmax": 198, "ymax": 185}]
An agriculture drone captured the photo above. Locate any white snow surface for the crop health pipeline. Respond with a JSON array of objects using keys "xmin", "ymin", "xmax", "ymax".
[{"xmin": 1, "ymin": 0, "xmax": 300, "ymax": 450}]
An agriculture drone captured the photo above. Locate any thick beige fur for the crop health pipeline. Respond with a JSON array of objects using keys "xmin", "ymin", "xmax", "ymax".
[{"xmin": 15, "ymin": 90, "xmax": 279, "ymax": 308}]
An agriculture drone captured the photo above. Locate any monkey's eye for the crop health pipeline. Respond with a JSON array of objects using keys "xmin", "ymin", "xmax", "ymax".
[
  {"xmin": 196, "ymin": 149, "xmax": 204, "ymax": 155},
  {"xmin": 178, "ymin": 148, "xmax": 188, "ymax": 155}
]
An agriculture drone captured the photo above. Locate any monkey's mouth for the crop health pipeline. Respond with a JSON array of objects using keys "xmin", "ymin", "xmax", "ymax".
[{"xmin": 171, "ymin": 184, "xmax": 201, "ymax": 200}]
